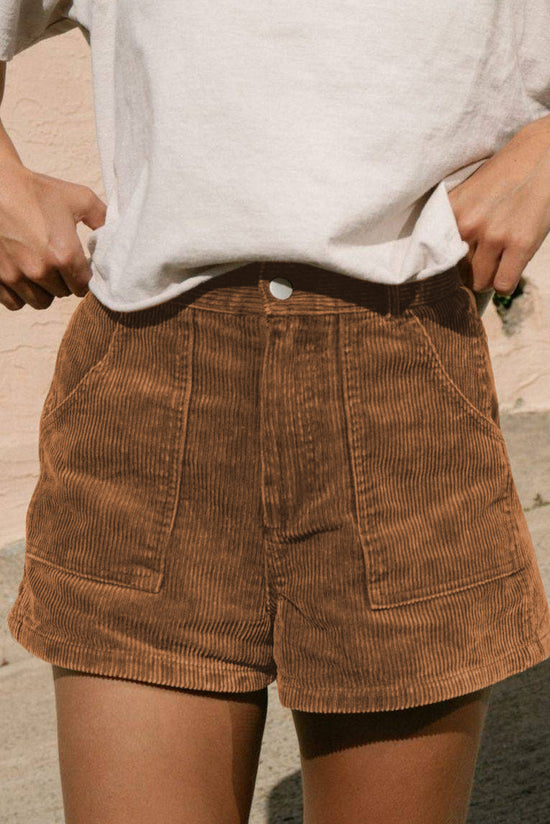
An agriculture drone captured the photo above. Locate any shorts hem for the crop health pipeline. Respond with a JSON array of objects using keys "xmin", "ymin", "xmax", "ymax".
[
  {"xmin": 9, "ymin": 613, "xmax": 550, "ymax": 712},
  {"xmin": 276, "ymin": 628, "xmax": 550, "ymax": 713},
  {"xmin": 7, "ymin": 614, "xmax": 277, "ymax": 695}
]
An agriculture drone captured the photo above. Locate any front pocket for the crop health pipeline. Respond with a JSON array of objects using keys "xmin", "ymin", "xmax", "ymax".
[
  {"xmin": 405, "ymin": 284, "xmax": 503, "ymax": 437},
  {"xmin": 340, "ymin": 300, "xmax": 525, "ymax": 610},
  {"xmin": 25, "ymin": 298, "xmax": 194, "ymax": 592},
  {"xmin": 41, "ymin": 291, "xmax": 123, "ymax": 426}
]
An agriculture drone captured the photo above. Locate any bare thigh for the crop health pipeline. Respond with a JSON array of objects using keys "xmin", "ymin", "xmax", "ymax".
[
  {"xmin": 51, "ymin": 665, "xmax": 268, "ymax": 824},
  {"xmin": 292, "ymin": 686, "xmax": 492, "ymax": 824}
]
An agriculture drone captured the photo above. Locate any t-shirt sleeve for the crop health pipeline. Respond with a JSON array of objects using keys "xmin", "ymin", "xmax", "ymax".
[
  {"xmin": 515, "ymin": 1, "xmax": 550, "ymax": 113},
  {"xmin": 0, "ymin": 0, "xmax": 78, "ymax": 61}
]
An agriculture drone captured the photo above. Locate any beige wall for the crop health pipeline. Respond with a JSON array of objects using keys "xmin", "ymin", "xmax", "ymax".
[
  {"xmin": 1, "ymin": 29, "xmax": 550, "ymax": 547},
  {"xmin": 1, "ymin": 28, "xmax": 100, "ymax": 547}
]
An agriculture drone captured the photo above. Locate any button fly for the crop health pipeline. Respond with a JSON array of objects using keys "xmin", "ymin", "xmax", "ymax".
[{"xmin": 269, "ymin": 277, "xmax": 293, "ymax": 300}]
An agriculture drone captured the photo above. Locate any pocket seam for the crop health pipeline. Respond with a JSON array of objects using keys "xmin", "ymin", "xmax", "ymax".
[
  {"xmin": 339, "ymin": 312, "xmax": 523, "ymax": 611},
  {"xmin": 27, "ymin": 309, "xmax": 195, "ymax": 593},
  {"xmin": 405, "ymin": 309, "xmax": 503, "ymax": 440},
  {"xmin": 24, "ymin": 546, "xmax": 164, "ymax": 592},
  {"xmin": 369, "ymin": 560, "xmax": 525, "ymax": 611},
  {"xmin": 366, "ymin": 442, "xmax": 523, "ymax": 610},
  {"xmin": 41, "ymin": 312, "xmax": 123, "ymax": 429}
]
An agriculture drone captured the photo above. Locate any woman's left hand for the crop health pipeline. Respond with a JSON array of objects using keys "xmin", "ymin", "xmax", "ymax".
[{"xmin": 448, "ymin": 115, "xmax": 550, "ymax": 297}]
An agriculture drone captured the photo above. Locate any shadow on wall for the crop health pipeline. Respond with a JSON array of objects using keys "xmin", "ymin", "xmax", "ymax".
[
  {"xmin": 264, "ymin": 657, "xmax": 550, "ymax": 824},
  {"xmin": 466, "ymin": 657, "xmax": 550, "ymax": 824},
  {"xmin": 473, "ymin": 274, "xmax": 530, "ymax": 325}
]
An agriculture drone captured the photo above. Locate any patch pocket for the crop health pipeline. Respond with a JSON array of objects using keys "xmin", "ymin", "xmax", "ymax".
[
  {"xmin": 340, "ymin": 293, "xmax": 525, "ymax": 611},
  {"xmin": 26, "ymin": 297, "xmax": 194, "ymax": 593}
]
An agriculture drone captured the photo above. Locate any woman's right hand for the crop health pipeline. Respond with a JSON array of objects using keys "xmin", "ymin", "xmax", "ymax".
[{"xmin": 0, "ymin": 159, "xmax": 107, "ymax": 311}]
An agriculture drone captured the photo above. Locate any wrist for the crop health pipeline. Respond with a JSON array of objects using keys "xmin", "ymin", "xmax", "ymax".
[{"xmin": 514, "ymin": 113, "xmax": 550, "ymax": 146}]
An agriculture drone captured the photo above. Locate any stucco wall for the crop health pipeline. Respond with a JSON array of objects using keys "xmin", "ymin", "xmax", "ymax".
[
  {"xmin": 1, "ymin": 28, "xmax": 550, "ymax": 547},
  {"xmin": 0, "ymin": 28, "xmax": 99, "ymax": 547}
]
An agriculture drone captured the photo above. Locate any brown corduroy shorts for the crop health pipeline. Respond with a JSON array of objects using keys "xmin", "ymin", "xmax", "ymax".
[{"xmin": 7, "ymin": 261, "xmax": 550, "ymax": 712}]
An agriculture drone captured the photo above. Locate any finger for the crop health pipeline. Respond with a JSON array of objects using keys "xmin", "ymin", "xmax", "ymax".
[
  {"xmin": 49, "ymin": 236, "xmax": 92, "ymax": 297},
  {"xmin": 4, "ymin": 245, "xmax": 75, "ymax": 302},
  {"xmin": 26, "ymin": 265, "xmax": 74, "ymax": 298},
  {"xmin": 491, "ymin": 246, "xmax": 524, "ymax": 297},
  {"xmin": 0, "ymin": 281, "xmax": 25, "ymax": 311},
  {"xmin": 469, "ymin": 237, "xmax": 503, "ymax": 293},
  {"xmin": 69, "ymin": 183, "xmax": 107, "ymax": 231},
  {"xmin": 5, "ymin": 274, "xmax": 55, "ymax": 309},
  {"xmin": 54, "ymin": 273, "xmax": 73, "ymax": 297},
  {"xmin": 48, "ymin": 188, "xmax": 102, "ymax": 296},
  {"xmin": 1, "ymin": 259, "xmax": 55, "ymax": 309}
]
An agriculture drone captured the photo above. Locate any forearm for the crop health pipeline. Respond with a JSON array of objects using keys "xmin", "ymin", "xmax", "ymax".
[{"xmin": 0, "ymin": 62, "xmax": 25, "ymax": 167}]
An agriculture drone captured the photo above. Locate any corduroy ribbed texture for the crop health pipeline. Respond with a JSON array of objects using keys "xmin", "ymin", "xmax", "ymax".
[{"xmin": 7, "ymin": 261, "xmax": 550, "ymax": 712}]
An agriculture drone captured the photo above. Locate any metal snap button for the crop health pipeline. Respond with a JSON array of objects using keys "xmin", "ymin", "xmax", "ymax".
[{"xmin": 269, "ymin": 277, "xmax": 293, "ymax": 300}]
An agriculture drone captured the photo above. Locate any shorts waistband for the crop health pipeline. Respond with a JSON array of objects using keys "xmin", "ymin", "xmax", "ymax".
[{"xmin": 175, "ymin": 261, "xmax": 464, "ymax": 315}]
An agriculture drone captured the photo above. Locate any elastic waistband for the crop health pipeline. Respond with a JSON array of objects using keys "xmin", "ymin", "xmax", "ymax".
[{"xmin": 175, "ymin": 261, "xmax": 464, "ymax": 316}]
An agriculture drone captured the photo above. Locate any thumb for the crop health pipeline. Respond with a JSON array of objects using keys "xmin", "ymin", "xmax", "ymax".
[{"xmin": 69, "ymin": 183, "xmax": 108, "ymax": 231}]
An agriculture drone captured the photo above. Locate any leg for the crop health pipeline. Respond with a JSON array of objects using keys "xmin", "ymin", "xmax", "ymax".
[
  {"xmin": 292, "ymin": 686, "xmax": 492, "ymax": 824},
  {"xmin": 51, "ymin": 665, "xmax": 268, "ymax": 824}
]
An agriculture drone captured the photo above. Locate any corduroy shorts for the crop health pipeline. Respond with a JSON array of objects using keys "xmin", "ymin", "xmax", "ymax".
[{"xmin": 7, "ymin": 261, "xmax": 550, "ymax": 712}]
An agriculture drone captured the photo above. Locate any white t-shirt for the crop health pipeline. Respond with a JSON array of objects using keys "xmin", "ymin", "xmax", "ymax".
[{"xmin": 0, "ymin": 1, "xmax": 549, "ymax": 312}]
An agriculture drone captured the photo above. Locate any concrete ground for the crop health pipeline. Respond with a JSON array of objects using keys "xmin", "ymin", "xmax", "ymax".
[{"xmin": 1, "ymin": 410, "xmax": 549, "ymax": 824}]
